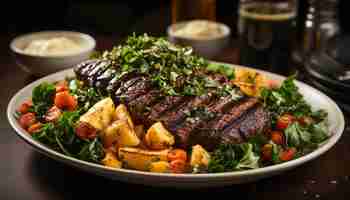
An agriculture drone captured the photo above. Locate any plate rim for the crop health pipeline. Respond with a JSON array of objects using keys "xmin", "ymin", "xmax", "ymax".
[{"xmin": 7, "ymin": 63, "xmax": 345, "ymax": 179}]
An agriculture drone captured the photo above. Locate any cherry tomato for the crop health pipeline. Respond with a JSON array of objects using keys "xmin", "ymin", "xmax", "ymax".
[
  {"xmin": 261, "ymin": 144, "xmax": 273, "ymax": 161},
  {"xmin": 55, "ymin": 80, "xmax": 69, "ymax": 93},
  {"xmin": 167, "ymin": 149, "xmax": 187, "ymax": 162},
  {"xmin": 279, "ymin": 148, "xmax": 297, "ymax": 161},
  {"xmin": 270, "ymin": 130, "xmax": 284, "ymax": 145},
  {"xmin": 28, "ymin": 122, "xmax": 43, "ymax": 134},
  {"xmin": 17, "ymin": 100, "xmax": 33, "ymax": 114},
  {"xmin": 276, "ymin": 114, "xmax": 295, "ymax": 130},
  {"xmin": 45, "ymin": 106, "xmax": 62, "ymax": 122},
  {"xmin": 267, "ymin": 79, "xmax": 280, "ymax": 89},
  {"xmin": 298, "ymin": 116, "xmax": 314, "ymax": 126},
  {"xmin": 18, "ymin": 112, "xmax": 36, "ymax": 129},
  {"xmin": 54, "ymin": 91, "xmax": 78, "ymax": 111},
  {"xmin": 75, "ymin": 122, "xmax": 98, "ymax": 140},
  {"xmin": 169, "ymin": 159, "xmax": 186, "ymax": 173}
]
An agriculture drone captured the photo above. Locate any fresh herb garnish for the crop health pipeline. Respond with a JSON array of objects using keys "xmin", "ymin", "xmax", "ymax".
[
  {"xmin": 94, "ymin": 34, "xmax": 239, "ymax": 98},
  {"xmin": 30, "ymin": 82, "xmax": 56, "ymax": 119},
  {"xmin": 208, "ymin": 143, "xmax": 260, "ymax": 173}
]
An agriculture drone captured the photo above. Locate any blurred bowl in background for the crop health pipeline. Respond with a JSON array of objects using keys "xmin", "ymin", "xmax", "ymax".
[
  {"xmin": 167, "ymin": 20, "xmax": 231, "ymax": 59},
  {"xmin": 10, "ymin": 31, "xmax": 96, "ymax": 76}
]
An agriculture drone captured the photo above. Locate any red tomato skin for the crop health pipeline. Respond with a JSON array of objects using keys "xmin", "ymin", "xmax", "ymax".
[
  {"xmin": 270, "ymin": 131, "xmax": 284, "ymax": 145},
  {"xmin": 279, "ymin": 148, "xmax": 297, "ymax": 161},
  {"xmin": 18, "ymin": 112, "xmax": 36, "ymax": 129},
  {"xmin": 17, "ymin": 100, "xmax": 33, "ymax": 114},
  {"xmin": 169, "ymin": 159, "xmax": 186, "ymax": 173},
  {"xmin": 167, "ymin": 149, "xmax": 187, "ymax": 162},
  {"xmin": 54, "ymin": 91, "xmax": 77, "ymax": 111},
  {"xmin": 276, "ymin": 114, "xmax": 295, "ymax": 130}
]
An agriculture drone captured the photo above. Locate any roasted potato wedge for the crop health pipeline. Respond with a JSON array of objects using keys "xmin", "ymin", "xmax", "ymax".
[
  {"xmin": 114, "ymin": 104, "xmax": 134, "ymax": 129},
  {"xmin": 233, "ymin": 68, "xmax": 268, "ymax": 97},
  {"xmin": 103, "ymin": 120, "xmax": 140, "ymax": 148},
  {"xmin": 149, "ymin": 161, "xmax": 170, "ymax": 173},
  {"xmin": 102, "ymin": 151, "xmax": 122, "ymax": 169},
  {"xmin": 190, "ymin": 144, "xmax": 211, "ymax": 168},
  {"xmin": 119, "ymin": 147, "xmax": 170, "ymax": 171},
  {"xmin": 79, "ymin": 97, "xmax": 115, "ymax": 131},
  {"xmin": 145, "ymin": 122, "xmax": 175, "ymax": 150}
]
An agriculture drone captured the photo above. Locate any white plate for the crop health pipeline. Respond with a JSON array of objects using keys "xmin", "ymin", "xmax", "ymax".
[{"xmin": 7, "ymin": 64, "xmax": 345, "ymax": 188}]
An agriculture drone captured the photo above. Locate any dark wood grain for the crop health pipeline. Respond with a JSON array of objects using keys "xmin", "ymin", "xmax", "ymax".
[{"xmin": 1, "ymin": 34, "xmax": 349, "ymax": 200}]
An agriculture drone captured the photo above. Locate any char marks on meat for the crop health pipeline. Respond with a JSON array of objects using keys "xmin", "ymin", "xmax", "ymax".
[
  {"xmin": 114, "ymin": 76, "xmax": 152, "ymax": 104},
  {"xmin": 74, "ymin": 59, "xmax": 271, "ymax": 150},
  {"xmin": 174, "ymin": 95, "xmax": 236, "ymax": 148},
  {"xmin": 147, "ymin": 96, "xmax": 188, "ymax": 123},
  {"xmin": 128, "ymin": 90, "xmax": 162, "ymax": 124},
  {"xmin": 158, "ymin": 93, "xmax": 215, "ymax": 132}
]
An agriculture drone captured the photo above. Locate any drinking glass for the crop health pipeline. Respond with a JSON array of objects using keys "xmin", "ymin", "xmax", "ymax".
[{"xmin": 238, "ymin": 0, "xmax": 298, "ymax": 74}]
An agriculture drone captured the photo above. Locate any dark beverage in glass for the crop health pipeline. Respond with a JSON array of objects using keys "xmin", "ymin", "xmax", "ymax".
[{"xmin": 238, "ymin": 0, "xmax": 297, "ymax": 74}]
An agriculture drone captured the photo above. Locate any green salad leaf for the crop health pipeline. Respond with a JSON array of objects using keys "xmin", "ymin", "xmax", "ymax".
[
  {"xmin": 208, "ymin": 143, "xmax": 260, "ymax": 173},
  {"xmin": 30, "ymin": 82, "xmax": 56, "ymax": 119},
  {"xmin": 285, "ymin": 121, "xmax": 328, "ymax": 149},
  {"xmin": 236, "ymin": 143, "xmax": 260, "ymax": 169},
  {"xmin": 261, "ymin": 75, "xmax": 312, "ymax": 122}
]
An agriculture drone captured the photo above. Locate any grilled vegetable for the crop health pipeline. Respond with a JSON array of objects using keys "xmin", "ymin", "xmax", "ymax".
[
  {"xmin": 118, "ymin": 147, "xmax": 170, "ymax": 171},
  {"xmin": 79, "ymin": 97, "xmax": 115, "ymax": 130},
  {"xmin": 190, "ymin": 145, "xmax": 211, "ymax": 169},
  {"xmin": 103, "ymin": 120, "xmax": 140, "ymax": 148},
  {"xmin": 102, "ymin": 151, "xmax": 122, "ymax": 168},
  {"xmin": 149, "ymin": 161, "xmax": 170, "ymax": 173},
  {"xmin": 144, "ymin": 122, "xmax": 175, "ymax": 150},
  {"xmin": 114, "ymin": 104, "xmax": 134, "ymax": 129}
]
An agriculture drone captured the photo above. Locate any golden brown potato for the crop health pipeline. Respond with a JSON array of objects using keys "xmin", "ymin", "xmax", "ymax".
[
  {"xmin": 144, "ymin": 122, "xmax": 175, "ymax": 150},
  {"xmin": 79, "ymin": 97, "xmax": 115, "ymax": 131},
  {"xmin": 114, "ymin": 104, "xmax": 134, "ymax": 129},
  {"xmin": 101, "ymin": 151, "xmax": 122, "ymax": 169},
  {"xmin": 118, "ymin": 147, "xmax": 170, "ymax": 171},
  {"xmin": 149, "ymin": 161, "xmax": 170, "ymax": 173},
  {"xmin": 190, "ymin": 144, "xmax": 211, "ymax": 168},
  {"xmin": 103, "ymin": 120, "xmax": 140, "ymax": 148},
  {"xmin": 233, "ymin": 68, "xmax": 268, "ymax": 97}
]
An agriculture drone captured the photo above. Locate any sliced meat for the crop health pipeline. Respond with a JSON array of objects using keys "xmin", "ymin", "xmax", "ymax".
[
  {"xmin": 174, "ymin": 95, "xmax": 236, "ymax": 148},
  {"xmin": 159, "ymin": 93, "xmax": 215, "ymax": 131},
  {"xmin": 86, "ymin": 60, "xmax": 111, "ymax": 86},
  {"xmin": 74, "ymin": 60, "xmax": 103, "ymax": 82},
  {"xmin": 106, "ymin": 72, "xmax": 142, "ymax": 94},
  {"xmin": 147, "ymin": 96, "xmax": 188, "ymax": 123},
  {"xmin": 114, "ymin": 77, "xmax": 152, "ymax": 104},
  {"xmin": 94, "ymin": 68, "xmax": 117, "ymax": 89},
  {"xmin": 209, "ymin": 97, "xmax": 258, "ymax": 130},
  {"xmin": 128, "ymin": 90, "xmax": 162, "ymax": 124},
  {"xmin": 236, "ymin": 105, "xmax": 270, "ymax": 140},
  {"xmin": 190, "ymin": 104, "xmax": 270, "ymax": 150}
]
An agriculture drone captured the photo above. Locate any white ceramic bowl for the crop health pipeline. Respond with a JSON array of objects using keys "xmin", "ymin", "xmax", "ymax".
[
  {"xmin": 7, "ymin": 63, "xmax": 344, "ymax": 188},
  {"xmin": 10, "ymin": 31, "xmax": 96, "ymax": 76},
  {"xmin": 167, "ymin": 21, "xmax": 231, "ymax": 59}
]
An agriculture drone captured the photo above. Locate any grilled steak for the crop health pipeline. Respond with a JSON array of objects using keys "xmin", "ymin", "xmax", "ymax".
[
  {"xmin": 174, "ymin": 95, "xmax": 237, "ymax": 148},
  {"xmin": 74, "ymin": 59, "xmax": 271, "ymax": 150},
  {"xmin": 158, "ymin": 93, "xmax": 215, "ymax": 132}
]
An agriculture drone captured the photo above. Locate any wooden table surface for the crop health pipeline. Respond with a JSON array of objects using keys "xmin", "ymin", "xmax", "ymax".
[{"xmin": 1, "ymin": 34, "xmax": 349, "ymax": 199}]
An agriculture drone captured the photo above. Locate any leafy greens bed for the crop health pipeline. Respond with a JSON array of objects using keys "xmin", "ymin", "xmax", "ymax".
[{"xmin": 15, "ymin": 34, "xmax": 329, "ymax": 174}]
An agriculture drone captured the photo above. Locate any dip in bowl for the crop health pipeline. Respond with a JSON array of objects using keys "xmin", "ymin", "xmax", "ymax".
[
  {"xmin": 167, "ymin": 20, "xmax": 231, "ymax": 59},
  {"xmin": 10, "ymin": 31, "xmax": 96, "ymax": 76}
]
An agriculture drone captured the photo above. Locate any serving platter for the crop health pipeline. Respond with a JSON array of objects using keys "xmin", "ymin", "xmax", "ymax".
[{"xmin": 7, "ymin": 63, "xmax": 344, "ymax": 188}]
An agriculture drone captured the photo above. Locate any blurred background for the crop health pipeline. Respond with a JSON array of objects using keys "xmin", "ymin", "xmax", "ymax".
[{"xmin": 0, "ymin": 0, "xmax": 347, "ymax": 37}]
